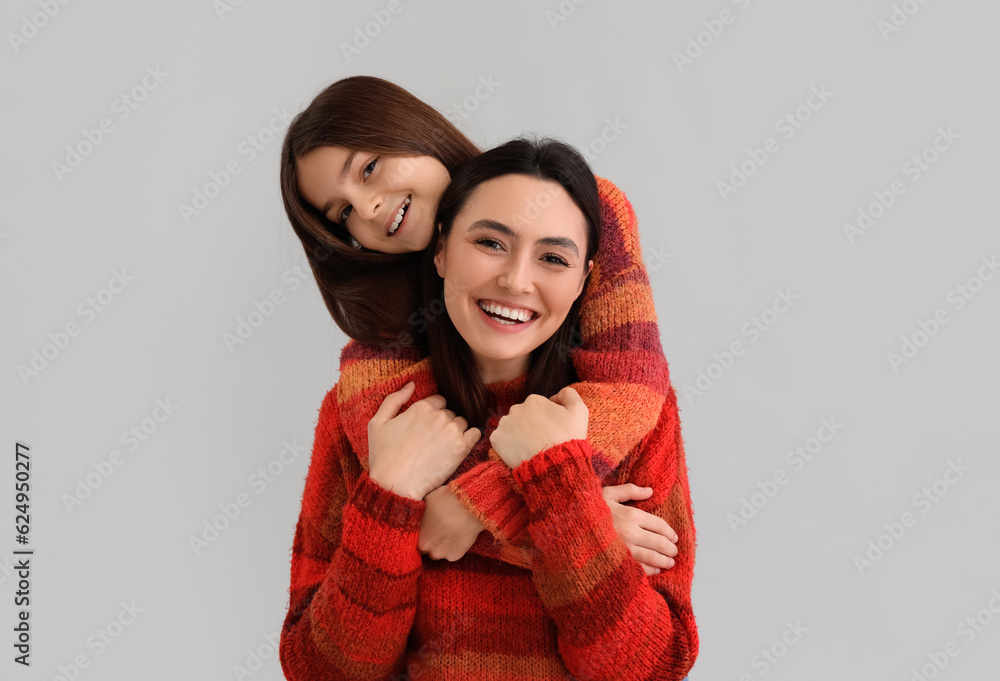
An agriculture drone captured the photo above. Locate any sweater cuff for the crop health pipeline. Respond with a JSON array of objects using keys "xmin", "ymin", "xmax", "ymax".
[
  {"xmin": 511, "ymin": 439, "xmax": 601, "ymax": 510},
  {"xmin": 449, "ymin": 460, "xmax": 529, "ymax": 543},
  {"xmin": 351, "ymin": 468, "xmax": 425, "ymax": 530}
]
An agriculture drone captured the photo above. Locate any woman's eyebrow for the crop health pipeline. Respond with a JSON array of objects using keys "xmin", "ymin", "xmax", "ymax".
[{"xmin": 468, "ymin": 219, "xmax": 579, "ymax": 257}]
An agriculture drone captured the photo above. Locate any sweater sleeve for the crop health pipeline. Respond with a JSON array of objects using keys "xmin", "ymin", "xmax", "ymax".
[
  {"xmin": 572, "ymin": 176, "xmax": 671, "ymax": 478},
  {"xmin": 509, "ymin": 386, "xmax": 698, "ymax": 681},
  {"xmin": 279, "ymin": 387, "xmax": 426, "ymax": 681},
  {"xmin": 446, "ymin": 176, "xmax": 672, "ymax": 567}
]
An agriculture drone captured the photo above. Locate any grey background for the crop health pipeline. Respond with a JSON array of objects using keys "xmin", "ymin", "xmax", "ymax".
[{"xmin": 2, "ymin": 0, "xmax": 999, "ymax": 679}]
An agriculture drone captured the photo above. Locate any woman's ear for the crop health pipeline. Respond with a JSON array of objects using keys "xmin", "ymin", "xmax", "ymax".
[
  {"xmin": 433, "ymin": 224, "xmax": 447, "ymax": 278},
  {"xmin": 576, "ymin": 258, "xmax": 594, "ymax": 296}
]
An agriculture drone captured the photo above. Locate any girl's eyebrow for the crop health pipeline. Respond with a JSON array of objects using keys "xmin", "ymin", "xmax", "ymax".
[{"xmin": 468, "ymin": 219, "xmax": 580, "ymax": 257}]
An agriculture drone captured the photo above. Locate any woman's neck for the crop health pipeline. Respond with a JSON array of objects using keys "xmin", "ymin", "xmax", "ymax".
[{"xmin": 474, "ymin": 354, "xmax": 530, "ymax": 385}]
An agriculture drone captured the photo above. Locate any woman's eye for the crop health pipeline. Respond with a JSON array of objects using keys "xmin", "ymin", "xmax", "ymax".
[
  {"xmin": 476, "ymin": 238, "xmax": 503, "ymax": 251},
  {"xmin": 339, "ymin": 205, "xmax": 353, "ymax": 223},
  {"xmin": 543, "ymin": 254, "xmax": 570, "ymax": 267},
  {"xmin": 363, "ymin": 158, "xmax": 377, "ymax": 179}
]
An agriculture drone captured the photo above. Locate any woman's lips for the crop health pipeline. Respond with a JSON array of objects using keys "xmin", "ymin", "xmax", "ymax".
[{"xmin": 475, "ymin": 300, "xmax": 538, "ymax": 334}]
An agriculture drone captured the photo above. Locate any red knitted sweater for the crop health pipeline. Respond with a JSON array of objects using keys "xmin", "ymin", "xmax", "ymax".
[
  {"xmin": 279, "ymin": 372, "xmax": 698, "ymax": 680},
  {"xmin": 280, "ymin": 176, "xmax": 698, "ymax": 678},
  {"xmin": 333, "ymin": 177, "xmax": 680, "ymax": 569}
]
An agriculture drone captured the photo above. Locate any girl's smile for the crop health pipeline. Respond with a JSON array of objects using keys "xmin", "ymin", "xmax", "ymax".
[{"xmin": 296, "ymin": 146, "xmax": 450, "ymax": 254}]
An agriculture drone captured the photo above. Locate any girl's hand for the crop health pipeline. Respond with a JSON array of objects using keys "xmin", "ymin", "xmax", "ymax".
[
  {"xmin": 418, "ymin": 485, "xmax": 485, "ymax": 561},
  {"xmin": 491, "ymin": 386, "xmax": 589, "ymax": 468},
  {"xmin": 603, "ymin": 484, "xmax": 679, "ymax": 576},
  {"xmin": 368, "ymin": 382, "xmax": 482, "ymax": 501}
]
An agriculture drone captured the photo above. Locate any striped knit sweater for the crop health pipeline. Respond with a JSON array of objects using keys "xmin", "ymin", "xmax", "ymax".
[
  {"xmin": 333, "ymin": 177, "xmax": 677, "ymax": 569},
  {"xmin": 279, "ymin": 176, "xmax": 698, "ymax": 678},
  {"xmin": 279, "ymin": 371, "xmax": 698, "ymax": 680}
]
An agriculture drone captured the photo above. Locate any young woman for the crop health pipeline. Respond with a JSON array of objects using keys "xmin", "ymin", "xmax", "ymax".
[
  {"xmin": 279, "ymin": 76, "xmax": 679, "ymax": 575},
  {"xmin": 279, "ymin": 138, "xmax": 697, "ymax": 680}
]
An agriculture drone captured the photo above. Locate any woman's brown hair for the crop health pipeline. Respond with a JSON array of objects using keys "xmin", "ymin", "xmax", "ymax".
[
  {"xmin": 280, "ymin": 76, "xmax": 480, "ymax": 346},
  {"xmin": 419, "ymin": 137, "xmax": 601, "ymax": 427}
]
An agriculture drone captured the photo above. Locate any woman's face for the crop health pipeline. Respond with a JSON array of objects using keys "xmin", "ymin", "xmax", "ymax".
[
  {"xmin": 296, "ymin": 146, "xmax": 450, "ymax": 254},
  {"xmin": 434, "ymin": 174, "xmax": 592, "ymax": 384}
]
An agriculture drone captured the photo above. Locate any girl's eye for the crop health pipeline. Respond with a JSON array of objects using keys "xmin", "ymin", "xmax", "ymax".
[
  {"xmin": 476, "ymin": 238, "xmax": 503, "ymax": 251},
  {"xmin": 338, "ymin": 205, "xmax": 353, "ymax": 223},
  {"xmin": 363, "ymin": 158, "xmax": 377, "ymax": 179},
  {"xmin": 543, "ymin": 254, "xmax": 570, "ymax": 267}
]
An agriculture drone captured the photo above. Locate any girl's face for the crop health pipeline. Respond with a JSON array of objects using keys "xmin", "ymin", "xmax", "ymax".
[
  {"xmin": 296, "ymin": 146, "xmax": 450, "ymax": 254},
  {"xmin": 434, "ymin": 174, "xmax": 593, "ymax": 384}
]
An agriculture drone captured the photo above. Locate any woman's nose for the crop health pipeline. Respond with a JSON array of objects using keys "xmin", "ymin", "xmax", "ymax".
[{"xmin": 498, "ymin": 255, "xmax": 533, "ymax": 293}]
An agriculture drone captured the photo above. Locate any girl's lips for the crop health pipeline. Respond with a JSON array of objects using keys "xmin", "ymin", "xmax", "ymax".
[
  {"xmin": 387, "ymin": 198, "xmax": 411, "ymax": 237},
  {"xmin": 475, "ymin": 300, "xmax": 538, "ymax": 334}
]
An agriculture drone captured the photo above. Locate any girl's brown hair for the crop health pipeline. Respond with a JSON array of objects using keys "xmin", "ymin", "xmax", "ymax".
[
  {"xmin": 419, "ymin": 137, "xmax": 601, "ymax": 427},
  {"xmin": 280, "ymin": 76, "xmax": 480, "ymax": 346}
]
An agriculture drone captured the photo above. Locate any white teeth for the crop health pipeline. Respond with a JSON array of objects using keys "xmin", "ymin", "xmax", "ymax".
[
  {"xmin": 388, "ymin": 196, "xmax": 411, "ymax": 235},
  {"xmin": 477, "ymin": 300, "xmax": 534, "ymax": 323}
]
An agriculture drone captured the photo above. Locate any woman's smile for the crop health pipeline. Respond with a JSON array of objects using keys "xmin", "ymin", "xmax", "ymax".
[
  {"xmin": 474, "ymin": 297, "xmax": 540, "ymax": 333},
  {"xmin": 434, "ymin": 173, "xmax": 591, "ymax": 382}
]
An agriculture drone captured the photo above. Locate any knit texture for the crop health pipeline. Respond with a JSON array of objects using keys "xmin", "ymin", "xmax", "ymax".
[
  {"xmin": 280, "ymin": 374, "xmax": 698, "ymax": 681},
  {"xmin": 336, "ymin": 176, "xmax": 671, "ymax": 569}
]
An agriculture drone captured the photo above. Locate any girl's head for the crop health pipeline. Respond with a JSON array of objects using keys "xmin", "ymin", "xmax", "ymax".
[
  {"xmin": 280, "ymin": 75, "xmax": 480, "ymax": 345},
  {"xmin": 422, "ymin": 137, "xmax": 601, "ymax": 426}
]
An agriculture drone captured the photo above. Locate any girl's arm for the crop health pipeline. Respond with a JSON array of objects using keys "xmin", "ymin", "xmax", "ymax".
[
  {"xmin": 508, "ymin": 385, "xmax": 698, "ymax": 681},
  {"xmin": 572, "ymin": 176, "xmax": 670, "ymax": 473},
  {"xmin": 280, "ymin": 388, "xmax": 425, "ymax": 681}
]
